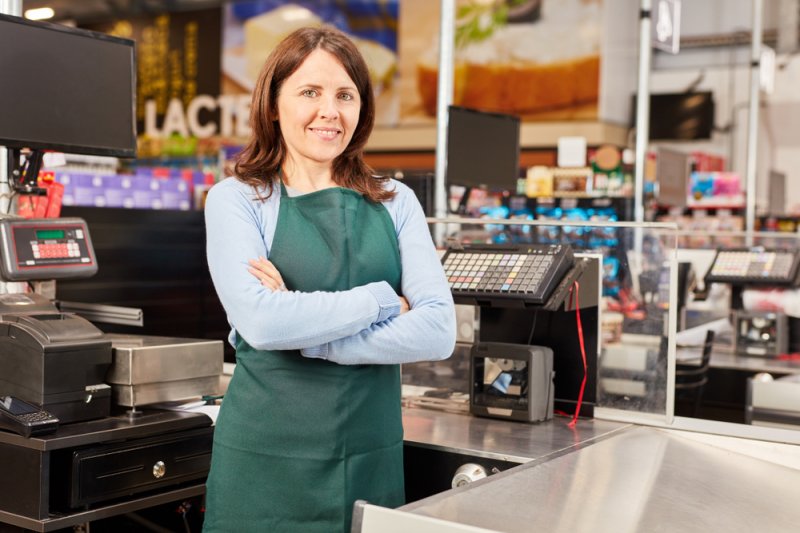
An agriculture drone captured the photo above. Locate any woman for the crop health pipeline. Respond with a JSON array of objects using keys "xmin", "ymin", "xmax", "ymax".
[{"xmin": 203, "ymin": 26, "xmax": 456, "ymax": 532}]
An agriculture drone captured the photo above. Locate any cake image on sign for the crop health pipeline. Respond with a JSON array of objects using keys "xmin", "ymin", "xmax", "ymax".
[
  {"xmin": 417, "ymin": 0, "xmax": 601, "ymax": 116},
  {"xmin": 243, "ymin": 4, "xmax": 397, "ymax": 92}
]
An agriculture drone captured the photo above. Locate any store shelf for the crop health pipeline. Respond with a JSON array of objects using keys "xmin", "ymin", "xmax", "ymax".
[
  {"xmin": 537, "ymin": 192, "xmax": 634, "ymax": 199},
  {"xmin": 366, "ymin": 121, "xmax": 629, "ymax": 152}
]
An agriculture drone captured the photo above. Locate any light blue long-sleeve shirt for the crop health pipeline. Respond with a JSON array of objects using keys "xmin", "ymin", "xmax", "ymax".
[{"xmin": 204, "ymin": 177, "xmax": 456, "ymax": 365}]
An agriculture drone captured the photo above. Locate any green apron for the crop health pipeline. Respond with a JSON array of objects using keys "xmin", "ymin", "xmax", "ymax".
[{"xmin": 204, "ymin": 183, "xmax": 404, "ymax": 533}]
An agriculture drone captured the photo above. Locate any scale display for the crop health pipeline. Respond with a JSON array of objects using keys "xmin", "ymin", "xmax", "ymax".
[
  {"xmin": 442, "ymin": 244, "xmax": 574, "ymax": 305},
  {"xmin": 0, "ymin": 217, "xmax": 97, "ymax": 281},
  {"xmin": 705, "ymin": 248, "xmax": 800, "ymax": 286}
]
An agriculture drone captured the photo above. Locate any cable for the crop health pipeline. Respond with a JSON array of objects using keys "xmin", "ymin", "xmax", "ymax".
[
  {"xmin": 526, "ymin": 310, "xmax": 538, "ymax": 345},
  {"xmin": 568, "ymin": 280, "xmax": 587, "ymax": 428}
]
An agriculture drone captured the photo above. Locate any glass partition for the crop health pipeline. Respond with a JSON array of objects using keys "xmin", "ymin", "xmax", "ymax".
[
  {"xmin": 405, "ymin": 217, "xmax": 680, "ymax": 423},
  {"xmin": 403, "ymin": 219, "xmax": 800, "ymax": 444}
]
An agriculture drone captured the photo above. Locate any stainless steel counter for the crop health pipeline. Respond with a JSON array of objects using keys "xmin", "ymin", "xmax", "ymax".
[
  {"xmin": 399, "ymin": 424, "xmax": 800, "ymax": 532},
  {"xmin": 403, "ymin": 408, "xmax": 631, "ymax": 463},
  {"xmin": 678, "ymin": 345, "xmax": 800, "ymax": 375}
]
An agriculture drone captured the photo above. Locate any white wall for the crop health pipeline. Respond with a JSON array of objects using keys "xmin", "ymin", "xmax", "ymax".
[{"xmin": 624, "ymin": 0, "xmax": 800, "ymax": 213}]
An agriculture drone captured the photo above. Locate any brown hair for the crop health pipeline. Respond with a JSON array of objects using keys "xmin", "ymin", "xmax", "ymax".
[{"xmin": 233, "ymin": 26, "xmax": 395, "ymax": 203}]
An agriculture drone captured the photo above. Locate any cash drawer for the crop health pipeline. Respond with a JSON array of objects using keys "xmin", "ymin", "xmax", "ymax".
[{"xmin": 67, "ymin": 426, "xmax": 213, "ymax": 508}]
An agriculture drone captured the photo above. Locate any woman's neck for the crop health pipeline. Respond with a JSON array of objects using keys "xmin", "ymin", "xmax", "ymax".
[{"xmin": 281, "ymin": 161, "xmax": 337, "ymax": 193}]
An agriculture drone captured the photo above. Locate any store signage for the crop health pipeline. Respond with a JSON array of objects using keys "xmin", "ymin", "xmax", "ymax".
[
  {"xmin": 143, "ymin": 95, "xmax": 251, "ymax": 139},
  {"xmin": 652, "ymin": 0, "xmax": 681, "ymax": 55}
]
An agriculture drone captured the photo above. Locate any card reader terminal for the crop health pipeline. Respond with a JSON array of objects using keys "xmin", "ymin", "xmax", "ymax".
[
  {"xmin": 0, "ymin": 395, "xmax": 59, "ymax": 437},
  {"xmin": 0, "ymin": 217, "xmax": 97, "ymax": 281}
]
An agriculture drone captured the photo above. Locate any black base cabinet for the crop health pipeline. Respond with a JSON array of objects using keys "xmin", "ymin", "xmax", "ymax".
[{"xmin": 0, "ymin": 411, "xmax": 212, "ymax": 532}]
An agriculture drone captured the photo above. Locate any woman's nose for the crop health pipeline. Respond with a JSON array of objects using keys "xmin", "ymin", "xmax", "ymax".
[{"xmin": 318, "ymin": 95, "xmax": 340, "ymax": 120}]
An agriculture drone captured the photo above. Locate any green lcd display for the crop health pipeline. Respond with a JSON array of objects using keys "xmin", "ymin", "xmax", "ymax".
[{"xmin": 35, "ymin": 229, "xmax": 65, "ymax": 240}]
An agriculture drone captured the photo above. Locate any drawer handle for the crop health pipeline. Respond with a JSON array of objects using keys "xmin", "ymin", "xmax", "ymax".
[{"xmin": 152, "ymin": 460, "xmax": 166, "ymax": 479}]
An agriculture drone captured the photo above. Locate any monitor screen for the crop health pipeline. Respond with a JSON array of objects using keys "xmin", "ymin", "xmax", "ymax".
[
  {"xmin": 446, "ymin": 106, "xmax": 521, "ymax": 191},
  {"xmin": 0, "ymin": 14, "xmax": 136, "ymax": 158},
  {"xmin": 631, "ymin": 91, "xmax": 715, "ymax": 141}
]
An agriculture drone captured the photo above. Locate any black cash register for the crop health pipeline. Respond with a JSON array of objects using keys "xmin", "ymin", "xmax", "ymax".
[
  {"xmin": 705, "ymin": 247, "xmax": 800, "ymax": 356},
  {"xmin": 0, "ymin": 217, "xmax": 112, "ymax": 425},
  {"xmin": 442, "ymin": 243, "xmax": 577, "ymax": 422}
]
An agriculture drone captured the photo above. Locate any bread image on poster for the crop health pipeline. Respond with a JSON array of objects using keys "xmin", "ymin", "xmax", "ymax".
[{"xmin": 415, "ymin": 0, "xmax": 602, "ymax": 117}]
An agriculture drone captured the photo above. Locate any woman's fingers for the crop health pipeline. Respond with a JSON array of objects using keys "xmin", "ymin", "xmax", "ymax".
[{"xmin": 248, "ymin": 257, "xmax": 287, "ymax": 291}]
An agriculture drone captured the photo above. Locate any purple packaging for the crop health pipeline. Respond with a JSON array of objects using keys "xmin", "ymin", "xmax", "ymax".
[
  {"xmin": 160, "ymin": 178, "xmax": 191, "ymax": 210},
  {"xmin": 132, "ymin": 176, "xmax": 162, "ymax": 209},
  {"xmin": 104, "ymin": 175, "xmax": 136, "ymax": 208}
]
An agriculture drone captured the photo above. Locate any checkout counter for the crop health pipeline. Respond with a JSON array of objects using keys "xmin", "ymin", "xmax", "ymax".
[
  {"xmin": 0, "ymin": 217, "xmax": 223, "ymax": 532},
  {"xmin": 375, "ymin": 222, "xmax": 800, "ymax": 533}
]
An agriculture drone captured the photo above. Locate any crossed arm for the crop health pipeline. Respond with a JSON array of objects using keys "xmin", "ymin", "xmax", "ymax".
[{"xmin": 205, "ymin": 179, "xmax": 456, "ymax": 365}]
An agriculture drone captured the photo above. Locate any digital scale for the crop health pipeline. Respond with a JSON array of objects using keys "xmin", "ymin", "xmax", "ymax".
[{"xmin": 0, "ymin": 217, "xmax": 97, "ymax": 281}]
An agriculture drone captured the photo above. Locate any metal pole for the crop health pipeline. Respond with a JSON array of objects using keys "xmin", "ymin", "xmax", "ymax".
[
  {"xmin": 745, "ymin": 0, "xmax": 763, "ymax": 235},
  {"xmin": 434, "ymin": 0, "xmax": 456, "ymax": 221},
  {"xmin": 0, "ymin": 1, "xmax": 22, "ymax": 216},
  {"xmin": 0, "ymin": 0, "xmax": 21, "ymax": 15},
  {"xmin": 634, "ymin": 0, "xmax": 652, "ymax": 224}
]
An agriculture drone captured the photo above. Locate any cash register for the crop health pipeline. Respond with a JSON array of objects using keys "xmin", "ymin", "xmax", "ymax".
[
  {"xmin": 704, "ymin": 247, "xmax": 800, "ymax": 356},
  {"xmin": 442, "ymin": 243, "xmax": 588, "ymax": 422},
  {"xmin": 0, "ymin": 217, "xmax": 216, "ymax": 528},
  {"xmin": 0, "ymin": 217, "xmax": 112, "ymax": 424}
]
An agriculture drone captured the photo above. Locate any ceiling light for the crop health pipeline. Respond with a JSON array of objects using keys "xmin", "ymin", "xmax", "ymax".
[{"xmin": 25, "ymin": 7, "xmax": 55, "ymax": 21}]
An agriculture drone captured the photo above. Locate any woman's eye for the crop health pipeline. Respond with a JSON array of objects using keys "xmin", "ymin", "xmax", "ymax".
[
  {"xmin": 302, "ymin": 89, "xmax": 318, "ymax": 97},
  {"xmin": 339, "ymin": 92, "xmax": 354, "ymax": 101}
]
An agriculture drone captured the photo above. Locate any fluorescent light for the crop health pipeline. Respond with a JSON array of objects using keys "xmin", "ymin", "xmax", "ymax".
[{"xmin": 25, "ymin": 7, "xmax": 55, "ymax": 20}]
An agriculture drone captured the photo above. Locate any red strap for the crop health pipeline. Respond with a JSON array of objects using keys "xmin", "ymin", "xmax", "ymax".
[{"xmin": 568, "ymin": 281, "xmax": 587, "ymax": 428}]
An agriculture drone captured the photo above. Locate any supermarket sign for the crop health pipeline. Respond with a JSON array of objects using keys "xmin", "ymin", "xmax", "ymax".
[{"xmin": 143, "ymin": 95, "xmax": 251, "ymax": 139}]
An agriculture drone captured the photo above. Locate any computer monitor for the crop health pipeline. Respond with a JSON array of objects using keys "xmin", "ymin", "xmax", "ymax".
[
  {"xmin": 0, "ymin": 14, "xmax": 136, "ymax": 188},
  {"xmin": 630, "ymin": 91, "xmax": 715, "ymax": 141},
  {"xmin": 446, "ymin": 106, "xmax": 521, "ymax": 191}
]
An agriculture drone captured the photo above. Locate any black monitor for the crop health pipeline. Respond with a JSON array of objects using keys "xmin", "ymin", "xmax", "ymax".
[
  {"xmin": 0, "ymin": 14, "xmax": 136, "ymax": 189},
  {"xmin": 631, "ymin": 91, "xmax": 715, "ymax": 141},
  {"xmin": 446, "ymin": 106, "xmax": 521, "ymax": 191}
]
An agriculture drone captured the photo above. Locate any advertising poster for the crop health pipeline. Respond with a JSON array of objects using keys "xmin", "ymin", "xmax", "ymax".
[
  {"xmin": 399, "ymin": 0, "xmax": 603, "ymax": 124},
  {"xmin": 223, "ymin": 0, "xmax": 603, "ymax": 128}
]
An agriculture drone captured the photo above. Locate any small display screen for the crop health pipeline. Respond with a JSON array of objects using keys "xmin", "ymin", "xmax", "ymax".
[
  {"xmin": 35, "ymin": 229, "xmax": 65, "ymax": 240},
  {"xmin": 1, "ymin": 396, "xmax": 38, "ymax": 416}
]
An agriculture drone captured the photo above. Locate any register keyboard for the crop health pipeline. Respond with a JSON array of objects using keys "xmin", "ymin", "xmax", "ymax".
[
  {"xmin": 705, "ymin": 248, "xmax": 800, "ymax": 286},
  {"xmin": 442, "ymin": 244, "xmax": 574, "ymax": 305}
]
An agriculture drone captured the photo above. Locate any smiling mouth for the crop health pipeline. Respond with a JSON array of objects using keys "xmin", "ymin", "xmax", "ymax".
[{"xmin": 309, "ymin": 127, "xmax": 342, "ymax": 140}]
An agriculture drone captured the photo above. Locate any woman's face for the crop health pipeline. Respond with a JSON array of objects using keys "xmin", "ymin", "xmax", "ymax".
[{"xmin": 276, "ymin": 48, "xmax": 361, "ymax": 169}]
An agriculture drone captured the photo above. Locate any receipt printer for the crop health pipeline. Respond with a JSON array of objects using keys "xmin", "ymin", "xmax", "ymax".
[
  {"xmin": 0, "ymin": 294, "xmax": 112, "ymax": 423},
  {"xmin": 470, "ymin": 342, "xmax": 554, "ymax": 423}
]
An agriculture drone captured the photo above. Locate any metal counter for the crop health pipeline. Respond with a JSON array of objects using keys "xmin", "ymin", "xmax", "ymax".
[
  {"xmin": 399, "ymin": 424, "xmax": 800, "ymax": 532},
  {"xmin": 402, "ymin": 407, "xmax": 631, "ymax": 463},
  {"xmin": 678, "ymin": 345, "xmax": 800, "ymax": 375}
]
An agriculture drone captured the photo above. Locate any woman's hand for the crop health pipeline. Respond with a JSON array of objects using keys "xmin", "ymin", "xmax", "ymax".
[
  {"xmin": 399, "ymin": 296, "xmax": 410, "ymax": 314},
  {"xmin": 248, "ymin": 256, "xmax": 288, "ymax": 292}
]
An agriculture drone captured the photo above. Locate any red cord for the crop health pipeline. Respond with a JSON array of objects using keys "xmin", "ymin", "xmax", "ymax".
[{"xmin": 568, "ymin": 281, "xmax": 587, "ymax": 428}]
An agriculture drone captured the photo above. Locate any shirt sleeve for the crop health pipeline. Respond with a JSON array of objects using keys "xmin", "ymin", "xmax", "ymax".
[
  {"xmin": 205, "ymin": 179, "xmax": 401, "ymax": 351},
  {"xmin": 300, "ymin": 181, "xmax": 457, "ymax": 364}
]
